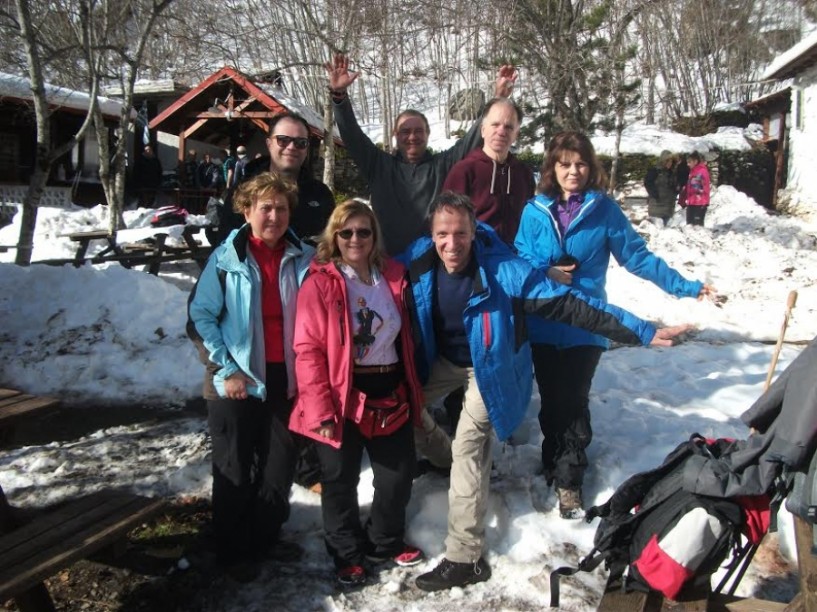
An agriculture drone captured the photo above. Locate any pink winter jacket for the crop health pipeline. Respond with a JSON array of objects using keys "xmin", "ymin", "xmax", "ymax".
[
  {"xmin": 684, "ymin": 162, "xmax": 710, "ymax": 207},
  {"xmin": 289, "ymin": 258, "xmax": 424, "ymax": 448}
]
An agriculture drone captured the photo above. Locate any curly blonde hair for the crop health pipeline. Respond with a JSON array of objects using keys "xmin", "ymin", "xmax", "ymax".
[
  {"xmin": 231, "ymin": 172, "xmax": 298, "ymax": 214},
  {"xmin": 316, "ymin": 200, "xmax": 386, "ymax": 271}
]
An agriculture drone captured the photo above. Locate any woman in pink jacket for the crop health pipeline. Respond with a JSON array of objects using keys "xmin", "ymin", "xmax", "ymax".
[
  {"xmin": 683, "ymin": 151, "xmax": 710, "ymax": 226},
  {"xmin": 290, "ymin": 200, "xmax": 425, "ymax": 587}
]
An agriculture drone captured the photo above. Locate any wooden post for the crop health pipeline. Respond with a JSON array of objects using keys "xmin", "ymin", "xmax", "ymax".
[{"xmin": 783, "ymin": 516, "xmax": 817, "ymax": 612}]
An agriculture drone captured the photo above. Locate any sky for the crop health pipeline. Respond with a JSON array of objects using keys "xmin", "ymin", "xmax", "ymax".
[{"xmin": 1, "ymin": 131, "xmax": 815, "ymax": 609}]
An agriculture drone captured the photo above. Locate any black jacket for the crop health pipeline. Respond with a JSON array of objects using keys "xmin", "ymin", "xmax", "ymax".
[
  {"xmin": 216, "ymin": 155, "xmax": 334, "ymax": 245},
  {"xmin": 684, "ymin": 336, "xmax": 817, "ymax": 497}
]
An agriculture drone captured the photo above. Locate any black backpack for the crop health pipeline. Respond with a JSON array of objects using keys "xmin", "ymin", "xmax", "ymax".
[{"xmin": 549, "ymin": 434, "xmax": 775, "ymax": 607}]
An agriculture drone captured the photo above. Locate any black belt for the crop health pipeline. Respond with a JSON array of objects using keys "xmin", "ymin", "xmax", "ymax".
[{"xmin": 353, "ymin": 363, "xmax": 400, "ymax": 374}]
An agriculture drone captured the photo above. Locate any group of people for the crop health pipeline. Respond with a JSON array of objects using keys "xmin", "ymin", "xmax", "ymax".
[
  {"xmin": 187, "ymin": 54, "xmax": 714, "ymax": 591},
  {"xmin": 645, "ymin": 150, "xmax": 711, "ymax": 227}
]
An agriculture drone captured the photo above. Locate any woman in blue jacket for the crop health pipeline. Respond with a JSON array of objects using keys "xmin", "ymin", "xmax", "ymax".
[
  {"xmin": 187, "ymin": 172, "xmax": 314, "ymax": 579},
  {"xmin": 514, "ymin": 132, "xmax": 714, "ymax": 519}
]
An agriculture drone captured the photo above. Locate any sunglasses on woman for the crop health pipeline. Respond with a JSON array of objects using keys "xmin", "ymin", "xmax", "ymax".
[
  {"xmin": 273, "ymin": 135, "xmax": 309, "ymax": 150},
  {"xmin": 336, "ymin": 228, "xmax": 373, "ymax": 240}
]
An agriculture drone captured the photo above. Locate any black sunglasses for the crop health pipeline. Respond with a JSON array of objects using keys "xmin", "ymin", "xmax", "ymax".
[
  {"xmin": 336, "ymin": 228, "xmax": 373, "ymax": 240},
  {"xmin": 273, "ymin": 135, "xmax": 309, "ymax": 150}
]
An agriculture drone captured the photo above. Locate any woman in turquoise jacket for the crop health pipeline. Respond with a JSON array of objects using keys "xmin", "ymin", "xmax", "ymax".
[
  {"xmin": 514, "ymin": 132, "xmax": 715, "ymax": 519},
  {"xmin": 187, "ymin": 172, "xmax": 314, "ymax": 579}
]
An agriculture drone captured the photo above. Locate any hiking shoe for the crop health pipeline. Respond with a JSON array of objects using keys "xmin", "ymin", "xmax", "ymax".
[
  {"xmin": 336, "ymin": 565, "xmax": 366, "ymax": 587},
  {"xmin": 415, "ymin": 557, "xmax": 491, "ymax": 591},
  {"xmin": 557, "ymin": 487, "xmax": 584, "ymax": 519},
  {"xmin": 366, "ymin": 545, "xmax": 425, "ymax": 567}
]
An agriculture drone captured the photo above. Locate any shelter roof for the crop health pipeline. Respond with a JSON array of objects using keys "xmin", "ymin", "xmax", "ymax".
[
  {"xmin": 0, "ymin": 71, "xmax": 123, "ymax": 120},
  {"xmin": 148, "ymin": 66, "xmax": 340, "ymax": 146},
  {"xmin": 763, "ymin": 30, "xmax": 817, "ymax": 80}
]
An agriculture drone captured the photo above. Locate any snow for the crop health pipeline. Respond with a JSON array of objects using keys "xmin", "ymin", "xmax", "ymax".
[
  {"xmin": 762, "ymin": 28, "xmax": 817, "ymax": 80},
  {"xmin": 0, "ymin": 71, "xmax": 123, "ymax": 119},
  {"xmin": 2, "ymin": 189, "xmax": 815, "ymax": 608}
]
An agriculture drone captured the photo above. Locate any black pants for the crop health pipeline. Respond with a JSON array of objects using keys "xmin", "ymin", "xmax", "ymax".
[
  {"xmin": 207, "ymin": 363, "xmax": 296, "ymax": 564},
  {"xmin": 686, "ymin": 206, "xmax": 707, "ymax": 226},
  {"xmin": 315, "ymin": 372, "xmax": 415, "ymax": 569},
  {"xmin": 532, "ymin": 344, "xmax": 604, "ymax": 490}
]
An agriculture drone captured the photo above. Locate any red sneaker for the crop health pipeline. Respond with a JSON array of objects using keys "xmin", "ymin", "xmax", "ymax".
[
  {"xmin": 336, "ymin": 565, "xmax": 366, "ymax": 586},
  {"xmin": 367, "ymin": 545, "xmax": 426, "ymax": 567}
]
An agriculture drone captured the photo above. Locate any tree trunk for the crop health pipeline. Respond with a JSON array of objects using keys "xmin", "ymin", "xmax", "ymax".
[{"xmin": 322, "ymin": 90, "xmax": 335, "ymax": 191}]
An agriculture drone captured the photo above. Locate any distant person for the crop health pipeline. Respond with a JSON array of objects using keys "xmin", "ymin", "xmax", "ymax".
[
  {"xmin": 682, "ymin": 151, "xmax": 710, "ymax": 226},
  {"xmin": 405, "ymin": 191, "xmax": 688, "ymax": 591},
  {"xmin": 134, "ymin": 145, "xmax": 162, "ymax": 207},
  {"xmin": 222, "ymin": 149, "xmax": 236, "ymax": 193},
  {"xmin": 290, "ymin": 201, "xmax": 425, "ymax": 587},
  {"xmin": 644, "ymin": 150, "xmax": 677, "ymax": 226},
  {"xmin": 514, "ymin": 132, "xmax": 715, "ymax": 520},
  {"xmin": 442, "ymin": 98, "xmax": 533, "ymax": 246},
  {"xmin": 231, "ymin": 146, "xmax": 249, "ymax": 189},
  {"xmin": 675, "ymin": 153, "xmax": 689, "ymax": 206},
  {"xmin": 181, "ymin": 149, "xmax": 198, "ymax": 188},
  {"xmin": 197, "ymin": 153, "xmax": 220, "ymax": 191},
  {"xmin": 187, "ymin": 172, "xmax": 314, "ymax": 582},
  {"xmin": 325, "ymin": 53, "xmax": 518, "ymax": 254}
]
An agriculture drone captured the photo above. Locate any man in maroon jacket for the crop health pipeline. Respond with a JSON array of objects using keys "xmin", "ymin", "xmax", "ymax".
[{"xmin": 442, "ymin": 98, "xmax": 533, "ymax": 246}]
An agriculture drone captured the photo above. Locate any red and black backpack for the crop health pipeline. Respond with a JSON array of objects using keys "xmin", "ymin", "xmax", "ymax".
[{"xmin": 549, "ymin": 434, "xmax": 777, "ymax": 607}]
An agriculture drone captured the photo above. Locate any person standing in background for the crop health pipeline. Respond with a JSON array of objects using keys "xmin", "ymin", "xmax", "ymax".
[
  {"xmin": 683, "ymin": 151, "xmax": 711, "ymax": 227},
  {"xmin": 644, "ymin": 150, "xmax": 677, "ymax": 227}
]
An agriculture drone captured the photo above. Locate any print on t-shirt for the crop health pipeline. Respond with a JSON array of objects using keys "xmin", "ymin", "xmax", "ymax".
[{"xmin": 353, "ymin": 296, "xmax": 384, "ymax": 361}]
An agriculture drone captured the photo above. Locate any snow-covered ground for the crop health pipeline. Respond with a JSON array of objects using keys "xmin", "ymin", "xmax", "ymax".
[{"xmin": 2, "ymin": 163, "xmax": 815, "ymax": 608}]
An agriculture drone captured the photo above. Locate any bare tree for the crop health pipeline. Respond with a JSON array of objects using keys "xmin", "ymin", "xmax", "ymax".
[{"xmin": 12, "ymin": 0, "xmax": 99, "ymax": 265}]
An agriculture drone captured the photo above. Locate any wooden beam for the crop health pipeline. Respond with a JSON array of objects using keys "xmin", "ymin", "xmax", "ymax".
[{"xmin": 183, "ymin": 119, "xmax": 208, "ymax": 139}]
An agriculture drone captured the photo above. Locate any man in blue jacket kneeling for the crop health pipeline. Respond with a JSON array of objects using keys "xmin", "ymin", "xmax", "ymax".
[{"xmin": 404, "ymin": 192, "xmax": 687, "ymax": 591}]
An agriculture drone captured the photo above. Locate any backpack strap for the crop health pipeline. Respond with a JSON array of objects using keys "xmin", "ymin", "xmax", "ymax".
[{"xmin": 549, "ymin": 548, "xmax": 608, "ymax": 608}]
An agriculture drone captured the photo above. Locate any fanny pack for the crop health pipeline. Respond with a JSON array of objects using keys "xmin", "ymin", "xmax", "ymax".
[{"xmin": 357, "ymin": 382, "xmax": 411, "ymax": 439}]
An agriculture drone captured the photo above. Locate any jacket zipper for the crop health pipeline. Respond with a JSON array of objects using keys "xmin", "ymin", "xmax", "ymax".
[{"xmin": 482, "ymin": 311, "xmax": 491, "ymax": 348}]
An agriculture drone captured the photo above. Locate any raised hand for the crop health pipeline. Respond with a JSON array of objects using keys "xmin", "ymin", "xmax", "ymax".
[
  {"xmin": 495, "ymin": 64, "xmax": 518, "ymax": 98},
  {"xmin": 325, "ymin": 53, "xmax": 359, "ymax": 93}
]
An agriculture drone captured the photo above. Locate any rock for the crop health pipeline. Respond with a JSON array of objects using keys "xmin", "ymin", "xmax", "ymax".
[{"xmin": 448, "ymin": 88, "xmax": 484, "ymax": 121}]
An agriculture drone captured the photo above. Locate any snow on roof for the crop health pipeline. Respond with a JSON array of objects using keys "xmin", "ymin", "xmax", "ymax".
[
  {"xmin": 0, "ymin": 71, "xmax": 123, "ymax": 118},
  {"xmin": 762, "ymin": 28, "xmax": 817, "ymax": 80},
  {"xmin": 257, "ymin": 83, "xmax": 324, "ymax": 131}
]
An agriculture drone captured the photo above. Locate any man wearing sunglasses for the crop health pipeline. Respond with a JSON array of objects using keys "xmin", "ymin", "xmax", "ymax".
[
  {"xmin": 216, "ymin": 112, "xmax": 334, "ymax": 246},
  {"xmin": 326, "ymin": 54, "xmax": 517, "ymax": 255}
]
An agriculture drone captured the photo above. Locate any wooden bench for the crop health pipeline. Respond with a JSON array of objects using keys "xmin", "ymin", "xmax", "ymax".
[
  {"xmin": 35, "ymin": 225, "xmax": 212, "ymax": 275},
  {"xmin": 0, "ymin": 487, "xmax": 165, "ymax": 611},
  {"xmin": 0, "ymin": 389, "xmax": 61, "ymax": 446},
  {"xmin": 64, "ymin": 229, "xmax": 122, "ymax": 265}
]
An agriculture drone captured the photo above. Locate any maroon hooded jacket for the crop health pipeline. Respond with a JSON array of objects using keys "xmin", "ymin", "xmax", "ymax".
[{"xmin": 443, "ymin": 148, "xmax": 534, "ymax": 245}]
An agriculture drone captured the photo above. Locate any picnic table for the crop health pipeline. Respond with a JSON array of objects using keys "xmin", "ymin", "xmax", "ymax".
[
  {"xmin": 0, "ymin": 389, "xmax": 61, "ymax": 446},
  {"xmin": 34, "ymin": 224, "xmax": 212, "ymax": 275},
  {"xmin": 0, "ymin": 387, "xmax": 165, "ymax": 611}
]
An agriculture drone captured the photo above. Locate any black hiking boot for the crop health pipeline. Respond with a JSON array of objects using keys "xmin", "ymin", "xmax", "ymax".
[{"xmin": 415, "ymin": 557, "xmax": 491, "ymax": 591}]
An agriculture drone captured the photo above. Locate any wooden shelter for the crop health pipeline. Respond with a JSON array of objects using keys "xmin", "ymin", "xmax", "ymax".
[{"xmin": 148, "ymin": 66, "xmax": 339, "ymax": 165}]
